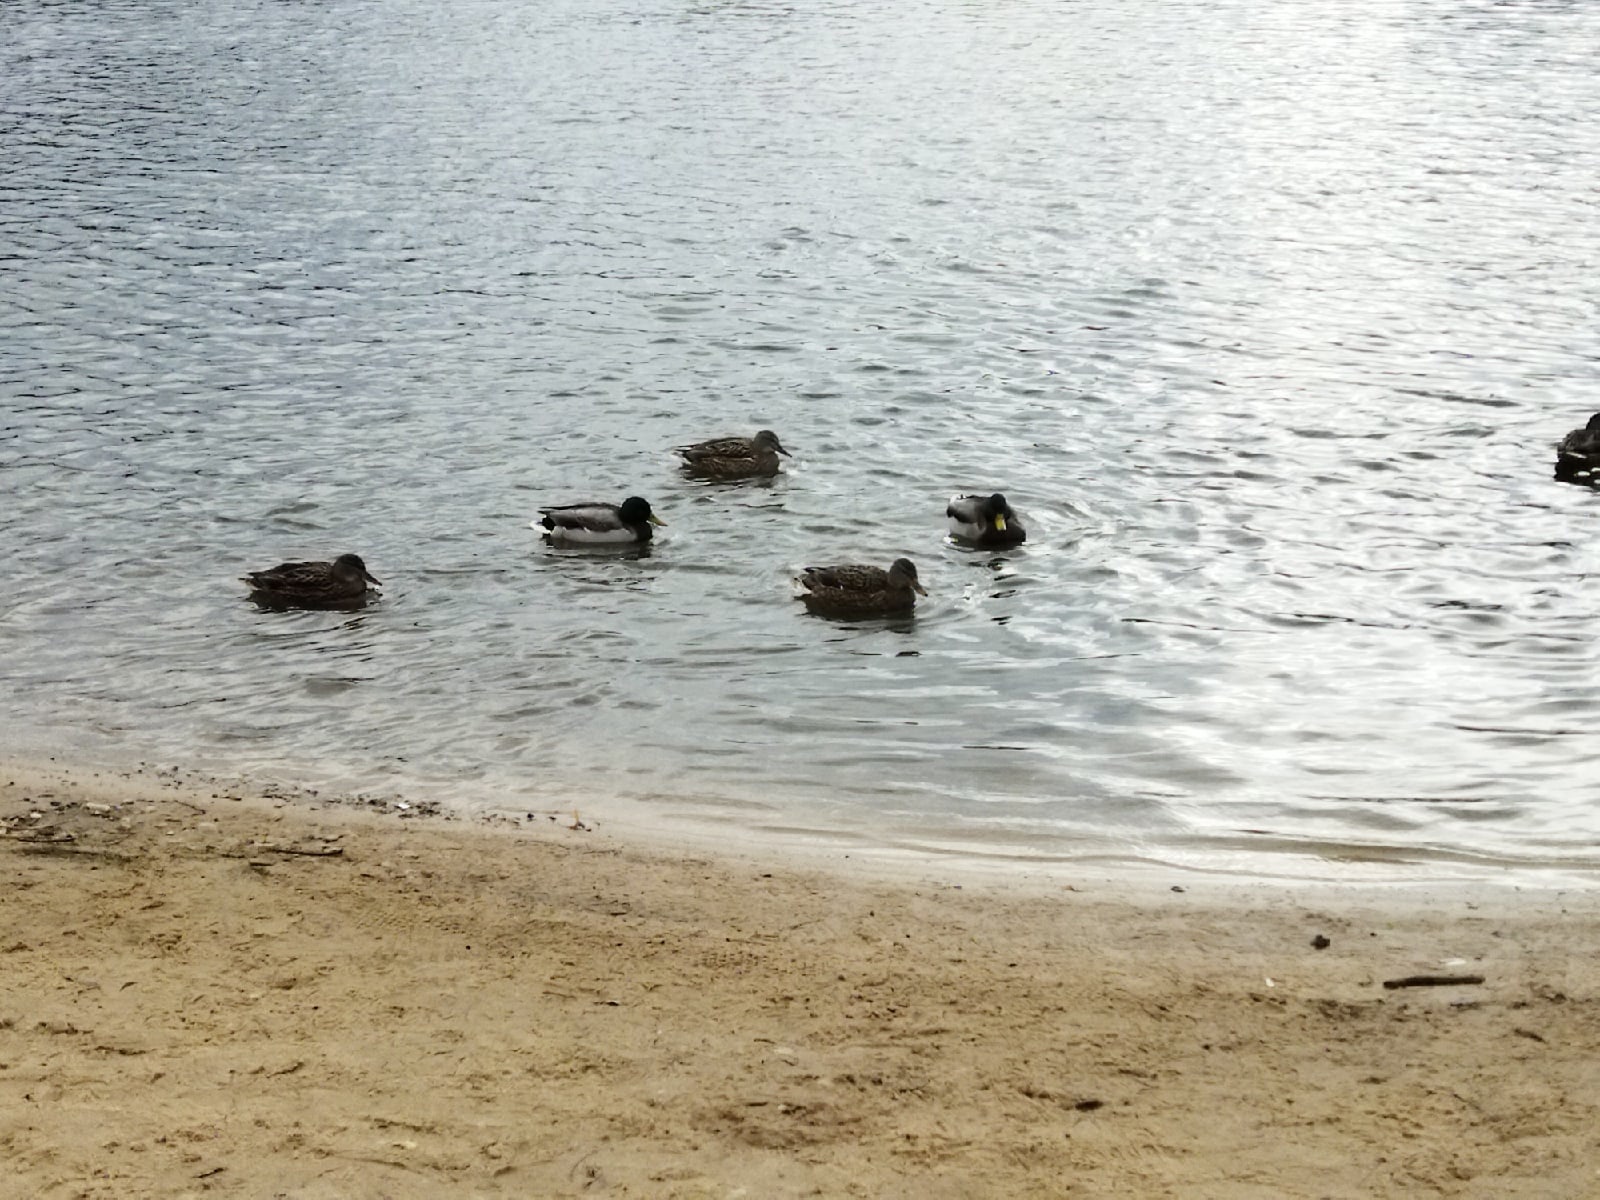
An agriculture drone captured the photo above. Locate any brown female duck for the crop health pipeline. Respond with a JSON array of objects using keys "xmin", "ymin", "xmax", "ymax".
[
  {"xmin": 674, "ymin": 429, "xmax": 790, "ymax": 480},
  {"xmin": 243, "ymin": 553, "xmax": 381, "ymax": 609},
  {"xmin": 796, "ymin": 557, "xmax": 927, "ymax": 618}
]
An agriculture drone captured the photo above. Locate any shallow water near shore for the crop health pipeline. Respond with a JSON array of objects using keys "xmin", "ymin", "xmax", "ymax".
[{"xmin": 5, "ymin": 0, "xmax": 1600, "ymax": 879}]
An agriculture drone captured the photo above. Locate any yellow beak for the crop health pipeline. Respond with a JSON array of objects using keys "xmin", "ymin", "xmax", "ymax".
[
  {"xmin": 648, "ymin": 514, "xmax": 667, "ymax": 526},
  {"xmin": 994, "ymin": 515, "xmax": 1007, "ymax": 531}
]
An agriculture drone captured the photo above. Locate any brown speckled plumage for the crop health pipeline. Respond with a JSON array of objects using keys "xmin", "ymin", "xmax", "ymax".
[
  {"xmin": 675, "ymin": 430, "xmax": 790, "ymax": 480},
  {"xmin": 243, "ymin": 554, "xmax": 380, "ymax": 609},
  {"xmin": 796, "ymin": 558, "xmax": 927, "ymax": 618}
]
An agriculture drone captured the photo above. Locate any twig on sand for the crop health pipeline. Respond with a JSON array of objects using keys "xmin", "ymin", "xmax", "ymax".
[
  {"xmin": 1381, "ymin": 973, "xmax": 1485, "ymax": 990},
  {"xmin": 256, "ymin": 842, "xmax": 344, "ymax": 857},
  {"xmin": 7, "ymin": 837, "xmax": 136, "ymax": 863}
]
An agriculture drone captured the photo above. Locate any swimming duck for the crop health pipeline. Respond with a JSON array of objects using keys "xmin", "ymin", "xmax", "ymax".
[
  {"xmin": 674, "ymin": 429, "xmax": 791, "ymax": 480},
  {"xmin": 947, "ymin": 492, "xmax": 1026, "ymax": 547},
  {"xmin": 1555, "ymin": 414, "xmax": 1600, "ymax": 482},
  {"xmin": 243, "ymin": 553, "xmax": 380, "ymax": 608},
  {"xmin": 534, "ymin": 496, "xmax": 666, "ymax": 545},
  {"xmin": 796, "ymin": 558, "xmax": 927, "ymax": 618}
]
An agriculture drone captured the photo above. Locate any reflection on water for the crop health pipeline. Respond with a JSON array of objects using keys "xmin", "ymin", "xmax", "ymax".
[{"xmin": 4, "ymin": 0, "xmax": 1600, "ymax": 876}]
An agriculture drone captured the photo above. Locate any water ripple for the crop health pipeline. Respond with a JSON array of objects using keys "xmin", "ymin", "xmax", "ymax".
[{"xmin": 3, "ymin": 0, "xmax": 1599, "ymax": 875}]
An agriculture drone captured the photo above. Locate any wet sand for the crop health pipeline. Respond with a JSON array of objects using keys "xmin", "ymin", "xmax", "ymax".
[{"xmin": 1, "ymin": 759, "xmax": 1596, "ymax": 1199}]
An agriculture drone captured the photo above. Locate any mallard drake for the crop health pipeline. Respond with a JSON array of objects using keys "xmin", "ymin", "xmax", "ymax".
[
  {"xmin": 947, "ymin": 492, "xmax": 1026, "ymax": 547},
  {"xmin": 796, "ymin": 558, "xmax": 927, "ymax": 617},
  {"xmin": 534, "ymin": 496, "xmax": 666, "ymax": 545},
  {"xmin": 674, "ymin": 429, "xmax": 790, "ymax": 480},
  {"xmin": 1555, "ymin": 414, "xmax": 1600, "ymax": 482},
  {"xmin": 243, "ymin": 553, "xmax": 380, "ymax": 608}
]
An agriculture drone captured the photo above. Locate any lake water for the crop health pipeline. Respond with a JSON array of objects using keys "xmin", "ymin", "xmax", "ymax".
[{"xmin": 5, "ymin": 0, "xmax": 1600, "ymax": 880}]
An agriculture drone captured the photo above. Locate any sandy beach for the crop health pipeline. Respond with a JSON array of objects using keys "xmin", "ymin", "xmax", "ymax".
[{"xmin": 1, "ymin": 759, "xmax": 1596, "ymax": 1199}]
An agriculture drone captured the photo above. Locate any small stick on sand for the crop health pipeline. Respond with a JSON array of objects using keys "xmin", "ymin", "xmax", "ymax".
[{"xmin": 1381, "ymin": 973, "xmax": 1485, "ymax": 990}]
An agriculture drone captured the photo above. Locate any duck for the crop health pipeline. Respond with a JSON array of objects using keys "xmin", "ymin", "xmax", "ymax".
[
  {"xmin": 674, "ymin": 429, "xmax": 790, "ymax": 480},
  {"xmin": 243, "ymin": 553, "xmax": 380, "ymax": 608},
  {"xmin": 1555, "ymin": 414, "xmax": 1600, "ymax": 482},
  {"xmin": 947, "ymin": 492, "xmax": 1026, "ymax": 547},
  {"xmin": 534, "ymin": 496, "xmax": 666, "ymax": 545},
  {"xmin": 796, "ymin": 557, "xmax": 927, "ymax": 618}
]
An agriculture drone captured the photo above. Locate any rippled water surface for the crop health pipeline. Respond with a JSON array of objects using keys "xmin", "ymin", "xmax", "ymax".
[{"xmin": 5, "ymin": 0, "xmax": 1600, "ymax": 875}]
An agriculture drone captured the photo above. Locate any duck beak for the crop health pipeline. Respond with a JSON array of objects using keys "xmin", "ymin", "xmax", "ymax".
[
  {"xmin": 777, "ymin": 444, "xmax": 792, "ymax": 457},
  {"xmin": 993, "ymin": 515, "xmax": 1007, "ymax": 532},
  {"xmin": 648, "ymin": 514, "xmax": 667, "ymax": 527},
  {"xmin": 364, "ymin": 570, "xmax": 382, "ymax": 586},
  {"xmin": 913, "ymin": 580, "xmax": 928, "ymax": 596}
]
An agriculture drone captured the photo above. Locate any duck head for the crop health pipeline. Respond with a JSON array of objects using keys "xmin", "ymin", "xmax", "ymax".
[
  {"xmin": 888, "ymin": 558, "xmax": 928, "ymax": 595},
  {"xmin": 619, "ymin": 496, "xmax": 666, "ymax": 526},
  {"xmin": 333, "ymin": 554, "xmax": 381, "ymax": 586},
  {"xmin": 981, "ymin": 493, "xmax": 1015, "ymax": 532},
  {"xmin": 754, "ymin": 430, "xmax": 791, "ymax": 456}
]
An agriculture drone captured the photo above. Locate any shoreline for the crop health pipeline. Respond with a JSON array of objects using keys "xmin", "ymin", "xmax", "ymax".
[
  {"xmin": 2, "ymin": 757, "xmax": 1598, "ymax": 1197},
  {"xmin": 8, "ymin": 731, "xmax": 1598, "ymax": 895}
]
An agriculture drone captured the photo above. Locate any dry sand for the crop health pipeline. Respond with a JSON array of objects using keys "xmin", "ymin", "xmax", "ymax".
[{"xmin": 1, "ymin": 759, "xmax": 1597, "ymax": 1199}]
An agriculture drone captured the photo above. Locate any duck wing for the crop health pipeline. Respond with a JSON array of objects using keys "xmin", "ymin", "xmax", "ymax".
[
  {"xmin": 945, "ymin": 494, "xmax": 984, "ymax": 522},
  {"xmin": 244, "ymin": 560, "xmax": 331, "ymax": 592},
  {"xmin": 799, "ymin": 564, "xmax": 890, "ymax": 594},
  {"xmin": 538, "ymin": 502, "xmax": 626, "ymax": 533},
  {"xmin": 1558, "ymin": 428, "xmax": 1600, "ymax": 460},
  {"xmin": 676, "ymin": 435, "xmax": 755, "ymax": 462}
]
